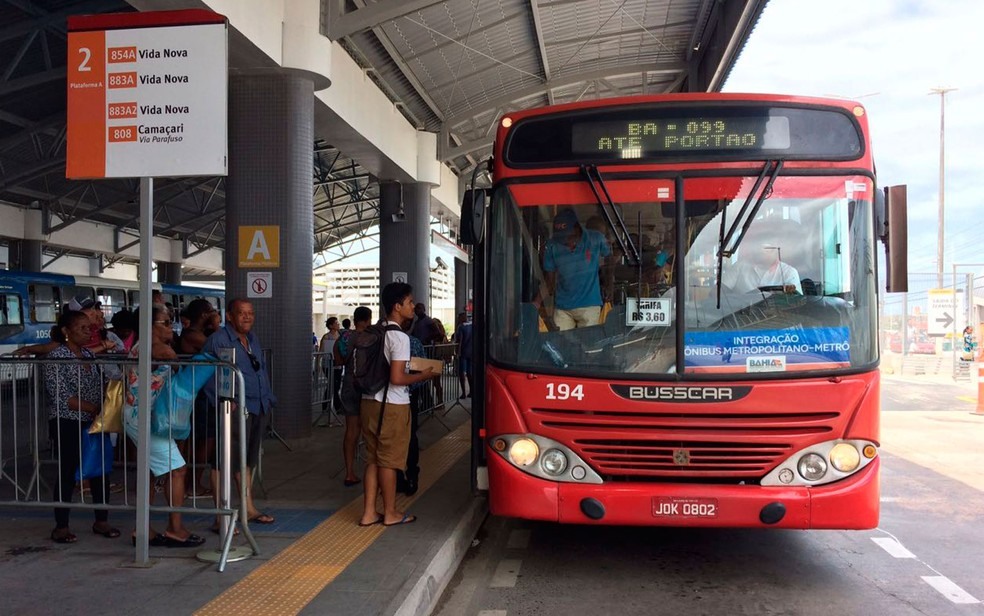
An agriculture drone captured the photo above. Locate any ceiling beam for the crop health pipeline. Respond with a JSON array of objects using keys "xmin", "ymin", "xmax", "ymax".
[
  {"xmin": 528, "ymin": 0, "xmax": 553, "ymax": 105},
  {"xmin": 0, "ymin": 67, "xmax": 65, "ymax": 97},
  {"xmin": 327, "ymin": 0, "xmax": 446, "ymax": 41},
  {"xmin": 447, "ymin": 62, "xmax": 686, "ymax": 127}
]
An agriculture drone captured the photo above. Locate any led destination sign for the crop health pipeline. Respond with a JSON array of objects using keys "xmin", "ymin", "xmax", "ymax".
[
  {"xmin": 503, "ymin": 103, "xmax": 863, "ymax": 167},
  {"xmin": 572, "ymin": 116, "xmax": 790, "ymax": 156}
]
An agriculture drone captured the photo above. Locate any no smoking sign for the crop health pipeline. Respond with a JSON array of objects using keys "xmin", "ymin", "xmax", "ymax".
[{"xmin": 247, "ymin": 272, "xmax": 272, "ymax": 298}]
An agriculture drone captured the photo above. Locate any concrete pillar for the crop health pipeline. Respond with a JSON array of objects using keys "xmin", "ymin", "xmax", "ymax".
[
  {"xmin": 379, "ymin": 181, "xmax": 431, "ymax": 313},
  {"xmin": 157, "ymin": 240, "xmax": 184, "ymax": 284},
  {"xmin": 157, "ymin": 262, "xmax": 182, "ymax": 284},
  {"xmin": 18, "ymin": 209, "xmax": 45, "ymax": 271},
  {"xmin": 8, "ymin": 240, "xmax": 43, "ymax": 271},
  {"xmin": 226, "ymin": 71, "xmax": 314, "ymax": 440}
]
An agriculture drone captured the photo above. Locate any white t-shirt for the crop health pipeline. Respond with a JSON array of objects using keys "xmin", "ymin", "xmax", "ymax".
[
  {"xmin": 363, "ymin": 321, "xmax": 411, "ymax": 405},
  {"xmin": 722, "ymin": 259, "xmax": 802, "ymax": 294}
]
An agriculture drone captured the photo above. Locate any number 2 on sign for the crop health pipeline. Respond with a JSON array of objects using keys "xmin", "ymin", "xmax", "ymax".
[{"xmin": 546, "ymin": 383, "xmax": 584, "ymax": 401}]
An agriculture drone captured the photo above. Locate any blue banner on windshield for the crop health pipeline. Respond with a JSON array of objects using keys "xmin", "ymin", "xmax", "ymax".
[{"xmin": 685, "ymin": 327, "xmax": 850, "ymax": 371}]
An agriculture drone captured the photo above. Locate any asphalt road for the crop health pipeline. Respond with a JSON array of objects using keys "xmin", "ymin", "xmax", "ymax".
[{"xmin": 435, "ymin": 376, "xmax": 984, "ymax": 616}]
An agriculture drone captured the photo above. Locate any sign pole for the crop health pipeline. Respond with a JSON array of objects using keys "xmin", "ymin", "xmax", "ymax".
[{"xmin": 135, "ymin": 176, "xmax": 154, "ymax": 565}]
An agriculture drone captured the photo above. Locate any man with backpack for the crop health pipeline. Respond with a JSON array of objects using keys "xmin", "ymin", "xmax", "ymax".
[
  {"xmin": 352, "ymin": 283, "xmax": 437, "ymax": 527},
  {"xmin": 334, "ymin": 306, "xmax": 370, "ymax": 487}
]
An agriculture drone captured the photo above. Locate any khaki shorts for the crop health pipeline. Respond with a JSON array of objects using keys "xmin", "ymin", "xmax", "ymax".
[
  {"xmin": 554, "ymin": 305, "xmax": 601, "ymax": 330},
  {"xmin": 360, "ymin": 399, "xmax": 411, "ymax": 471}
]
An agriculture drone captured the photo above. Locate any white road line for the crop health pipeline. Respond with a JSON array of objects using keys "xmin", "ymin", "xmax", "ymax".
[
  {"xmin": 506, "ymin": 529, "xmax": 531, "ymax": 550},
  {"xmin": 478, "ymin": 611, "xmax": 508, "ymax": 616},
  {"xmin": 490, "ymin": 559, "xmax": 523, "ymax": 588},
  {"xmin": 871, "ymin": 537, "xmax": 916, "ymax": 558},
  {"xmin": 879, "ymin": 496, "xmax": 901, "ymax": 503},
  {"xmin": 922, "ymin": 576, "xmax": 981, "ymax": 604}
]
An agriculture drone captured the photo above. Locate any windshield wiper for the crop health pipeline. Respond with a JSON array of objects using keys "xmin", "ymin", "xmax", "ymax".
[
  {"xmin": 582, "ymin": 165, "xmax": 641, "ymax": 266},
  {"xmin": 719, "ymin": 160, "xmax": 784, "ymax": 258},
  {"xmin": 715, "ymin": 159, "xmax": 784, "ymax": 308}
]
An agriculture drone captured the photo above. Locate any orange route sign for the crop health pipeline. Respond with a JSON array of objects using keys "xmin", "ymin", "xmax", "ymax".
[{"xmin": 66, "ymin": 10, "xmax": 227, "ymax": 179}]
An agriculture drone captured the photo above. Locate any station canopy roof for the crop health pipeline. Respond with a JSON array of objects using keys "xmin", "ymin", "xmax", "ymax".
[{"xmin": 0, "ymin": 0, "xmax": 766, "ymax": 272}]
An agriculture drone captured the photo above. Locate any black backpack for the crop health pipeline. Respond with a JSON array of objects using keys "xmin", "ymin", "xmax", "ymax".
[{"xmin": 347, "ymin": 323, "xmax": 402, "ymax": 396}]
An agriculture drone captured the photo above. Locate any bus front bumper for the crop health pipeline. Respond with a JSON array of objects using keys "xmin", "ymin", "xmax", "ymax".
[{"xmin": 487, "ymin": 452, "xmax": 880, "ymax": 529}]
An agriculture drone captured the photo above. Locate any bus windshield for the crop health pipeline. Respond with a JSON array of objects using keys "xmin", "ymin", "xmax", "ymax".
[{"xmin": 487, "ymin": 173, "xmax": 877, "ymax": 378}]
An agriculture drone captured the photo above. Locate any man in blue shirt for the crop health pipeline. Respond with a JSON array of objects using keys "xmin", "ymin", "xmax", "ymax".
[
  {"xmin": 202, "ymin": 298, "xmax": 278, "ymax": 526},
  {"xmin": 543, "ymin": 208, "xmax": 613, "ymax": 330}
]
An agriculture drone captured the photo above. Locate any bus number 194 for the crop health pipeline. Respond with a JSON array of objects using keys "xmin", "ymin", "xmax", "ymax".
[{"xmin": 546, "ymin": 383, "xmax": 584, "ymax": 401}]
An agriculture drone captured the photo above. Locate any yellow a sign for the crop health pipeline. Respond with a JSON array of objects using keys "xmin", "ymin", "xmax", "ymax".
[{"xmin": 238, "ymin": 226, "xmax": 280, "ymax": 267}]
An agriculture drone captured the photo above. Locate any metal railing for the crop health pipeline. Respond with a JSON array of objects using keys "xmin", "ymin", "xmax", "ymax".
[
  {"xmin": 0, "ymin": 354, "xmax": 259, "ymax": 571},
  {"xmin": 308, "ymin": 342, "xmax": 469, "ymax": 430}
]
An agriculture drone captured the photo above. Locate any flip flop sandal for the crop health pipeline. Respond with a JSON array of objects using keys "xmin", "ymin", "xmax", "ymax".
[
  {"xmin": 209, "ymin": 524, "xmax": 240, "ymax": 536},
  {"xmin": 92, "ymin": 524, "xmax": 121, "ymax": 538},
  {"xmin": 51, "ymin": 529, "xmax": 78, "ymax": 544},
  {"xmin": 358, "ymin": 515, "xmax": 383, "ymax": 527},
  {"xmin": 247, "ymin": 513, "xmax": 276, "ymax": 524},
  {"xmin": 383, "ymin": 513, "xmax": 417, "ymax": 527},
  {"xmin": 161, "ymin": 533, "xmax": 206, "ymax": 548},
  {"xmin": 343, "ymin": 478, "xmax": 362, "ymax": 487}
]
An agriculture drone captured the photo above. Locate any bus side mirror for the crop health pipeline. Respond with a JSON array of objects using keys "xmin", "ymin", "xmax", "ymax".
[
  {"xmin": 460, "ymin": 189, "xmax": 487, "ymax": 245},
  {"xmin": 880, "ymin": 185, "xmax": 908, "ymax": 293}
]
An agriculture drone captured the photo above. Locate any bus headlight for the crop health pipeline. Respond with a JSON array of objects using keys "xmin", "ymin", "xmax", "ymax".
[
  {"xmin": 489, "ymin": 434, "xmax": 603, "ymax": 483},
  {"xmin": 761, "ymin": 439, "xmax": 878, "ymax": 487},
  {"xmin": 797, "ymin": 453, "xmax": 827, "ymax": 481},
  {"xmin": 829, "ymin": 443, "xmax": 861, "ymax": 472},
  {"xmin": 540, "ymin": 449, "xmax": 568, "ymax": 476},
  {"xmin": 508, "ymin": 438, "xmax": 539, "ymax": 467}
]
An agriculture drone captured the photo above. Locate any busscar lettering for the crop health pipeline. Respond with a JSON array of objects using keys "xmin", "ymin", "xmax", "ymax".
[{"xmin": 627, "ymin": 386, "xmax": 735, "ymax": 401}]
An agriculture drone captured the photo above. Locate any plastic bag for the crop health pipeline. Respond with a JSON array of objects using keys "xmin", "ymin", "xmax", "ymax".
[
  {"xmin": 75, "ymin": 430, "xmax": 114, "ymax": 481},
  {"xmin": 151, "ymin": 354, "xmax": 217, "ymax": 440},
  {"xmin": 90, "ymin": 379, "xmax": 124, "ymax": 433}
]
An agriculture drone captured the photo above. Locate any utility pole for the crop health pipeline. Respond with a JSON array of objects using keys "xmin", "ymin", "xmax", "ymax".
[{"xmin": 930, "ymin": 87, "xmax": 956, "ymax": 289}]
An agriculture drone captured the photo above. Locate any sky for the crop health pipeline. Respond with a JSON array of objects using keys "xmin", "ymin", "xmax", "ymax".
[{"xmin": 724, "ymin": 0, "xmax": 984, "ymax": 297}]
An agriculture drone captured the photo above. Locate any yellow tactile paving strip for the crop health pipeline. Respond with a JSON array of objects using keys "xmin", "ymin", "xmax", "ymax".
[{"xmin": 195, "ymin": 421, "xmax": 472, "ymax": 616}]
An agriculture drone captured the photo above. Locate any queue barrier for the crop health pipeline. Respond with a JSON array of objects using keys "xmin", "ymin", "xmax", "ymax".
[
  {"xmin": 0, "ymin": 354, "xmax": 259, "ymax": 571},
  {"xmin": 309, "ymin": 342, "xmax": 469, "ymax": 430}
]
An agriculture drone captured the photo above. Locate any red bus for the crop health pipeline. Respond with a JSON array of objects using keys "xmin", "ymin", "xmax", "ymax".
[{"xmin": 462, "ymin": 93, "xmax": 907, "ymax": 529}]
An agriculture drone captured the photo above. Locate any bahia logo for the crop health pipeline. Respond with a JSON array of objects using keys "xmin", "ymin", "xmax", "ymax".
[{"xmin": 746, "ymin": 356, "xmax": 786, "ymax": 372}]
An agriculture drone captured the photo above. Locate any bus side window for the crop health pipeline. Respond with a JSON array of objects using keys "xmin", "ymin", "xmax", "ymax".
[
  {"xmin": 0, "ymin": 294, "xmax": 22, "ymax": 325},
  {"xmin": 29, "ymin": 285, "xmax": 58, "ymax": 323},
  {"xmin": 97, "ymin": 287, "xmax": 127, "ymax": 320}
]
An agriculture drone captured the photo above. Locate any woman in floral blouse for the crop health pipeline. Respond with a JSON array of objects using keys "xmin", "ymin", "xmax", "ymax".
[{"xmin": 43, "ymin": 310, "xmax": 119, "ymax": 543}]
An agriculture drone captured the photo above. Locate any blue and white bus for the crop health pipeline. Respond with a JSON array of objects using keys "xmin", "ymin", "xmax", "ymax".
[{"xmin": 0, "ymin": 270, "xmax": 224, "ymax": 354}]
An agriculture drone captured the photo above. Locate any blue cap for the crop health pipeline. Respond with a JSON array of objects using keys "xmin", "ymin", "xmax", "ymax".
[{"xmin": 552, "ymin": 208, "xmax": 579, "ymax": 240}]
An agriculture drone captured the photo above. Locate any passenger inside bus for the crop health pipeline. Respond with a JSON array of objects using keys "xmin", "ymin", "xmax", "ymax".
[{"xmin": 540, "ymin": 208, "xmax": 614, "ymax": 331}]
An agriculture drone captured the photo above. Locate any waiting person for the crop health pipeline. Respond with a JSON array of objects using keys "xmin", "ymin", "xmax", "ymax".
[
  {"xmin": 358, "ymin": 283, "xmax": 438, "ymax": 527},
  {"xmin": 202, "ymin": 298, "xmax": 278, "ymax": 526},
  {"xmin": 454, "ymin": 312, "xmax": 474, "ymax": 398},
  {"xmin": 43, "ymin": 310, "xmax": 119, "ymax": 543},
  {"xmin": 110, "ymin": 309, "xmax": 137, "ymax": 352},
  {"xmin": 122, "ymin": 304, "xmax": 204, "ymax": 547},
  {"xmin": 320, "ymin": 317, "xmax": 343, "ymax": 413},
  {"xmin": 335, "ymin": 307, "xmax": 367, "ymax": 487},
  {"xmin": 174, "ymin": 298, "xmax": 221, "ymax": 499},
  {"xmin": 396, "ymin": 321, "xmax": 427, "ymax": 496},
  {"xmin": 543, "ymin": 208, "xmax": 614, "ymax": 330}
]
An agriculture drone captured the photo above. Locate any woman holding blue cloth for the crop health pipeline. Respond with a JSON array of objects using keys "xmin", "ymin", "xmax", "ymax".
[{"xmin": 122, "ymin": 303, "xmax": 204, "ymax": 548}]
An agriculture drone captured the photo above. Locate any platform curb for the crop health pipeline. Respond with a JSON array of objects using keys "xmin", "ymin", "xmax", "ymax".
[{"xmin": 390, "ymin": 496, "xmax": 489, "ymax": 616}]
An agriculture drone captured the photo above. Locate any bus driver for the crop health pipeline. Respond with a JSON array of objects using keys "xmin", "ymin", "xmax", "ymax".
[{"xmin": 721, "ymin": 224, "xmax": 802, "ymax": 295}]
